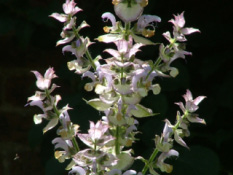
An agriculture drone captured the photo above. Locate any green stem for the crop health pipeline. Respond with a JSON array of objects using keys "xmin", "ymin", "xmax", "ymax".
[
  {"xmin": 174, "ymin": 111, "xmax": 189, "ymax": 130},
  {"xmin": 45, "ymin": 89, "xmax": 80, "ymax": 153},
  {"xmin": 72, "ymin": 137, "xmax": 80, "ymax": 152},
  {"xmin": 145, "ymin": 56, "xmax": 162, "ymax": 80},
  {"xmin": 146, "ymin": 40, "xmax": 179, "ymax": 80},
  {"xmin": 115, "ymin": 125, "xmax": 120, "ymax": 155},
  {"xmin": 72, "ymin": 26, "xmax": 96, "ymax": 70},
  {"xmin": 142, "ymin": 111, "xmax": 189, "ymax": 174},
  {"xmin": 124, "ymin": 22, "xmax": 131, "ymax": 41},
  {"xmin": 142, "ymin": 148, "xmax": 159, "ymax": 175}
]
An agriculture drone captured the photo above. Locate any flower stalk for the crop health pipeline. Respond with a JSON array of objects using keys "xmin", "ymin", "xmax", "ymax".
[
  {"xmin": 71, "ymin": 26, "xmax": 96, "ymax": 70},
  {"xmin": 115, "ymin": 125, "xmax": 121, "ymax": 155},
  {"xmin": 141, "ymin": 148, "xmax": 159, "ymax": 175}
]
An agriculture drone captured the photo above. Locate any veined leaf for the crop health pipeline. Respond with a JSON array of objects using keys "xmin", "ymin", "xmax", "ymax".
[
  {"xmin": 131, "ymin": 104, "xmax": 158, "ymax": 118},
  {"xmin": 96, "ymin": 34, "xmax": 123, "ymax": 43},
  {"xmin": 86, "ymin": 98, "xmax": 112, "ymax": 111},
  {"xmin": 131, "ymin": 33, "xmax": 156, "ymax": 45}
]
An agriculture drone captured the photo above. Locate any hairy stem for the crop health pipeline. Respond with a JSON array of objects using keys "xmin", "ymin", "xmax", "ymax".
[
  {"xmin": 115, "ymin": 125, "xmax": 120, "ymax": 155},
  {"xmin": 72, "ymin": 137, "xmax": 80, "ymax": 152},
  {"xmin": 146, "ymin": 56, "xmax": 162, "ymax": 80},
  {"xmin": 142, "ymin": 148, "xmax": 159, "ymax": 175},
  {"xmin": 125, "ymin": 22, "xmax": 131, "ymax": 41}
]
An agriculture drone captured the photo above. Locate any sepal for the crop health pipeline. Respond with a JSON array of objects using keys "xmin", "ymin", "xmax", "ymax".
[
  {"xmin": 130, "ymin": 104, "xmax": 157, "ymax": 118},
  {"xmin": 85, "ymin": 98, "xmax": 112, "ymax": 111}
]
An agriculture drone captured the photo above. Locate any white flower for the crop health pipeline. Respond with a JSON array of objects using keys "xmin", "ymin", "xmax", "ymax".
[
  {"xmin": 50, "ymin": 0, "xmax": 82, "ymax": 23},
  {"xmin": 169, "ymin": 12, "xmax": 200, "ymax": 42},
  {"xmin": 31, "ymin": 67, "xmax": 57, "ymax": 90}
]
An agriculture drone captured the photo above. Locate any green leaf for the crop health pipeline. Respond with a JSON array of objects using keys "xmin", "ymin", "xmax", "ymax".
[
  {"xmin": 86, "ymin": 98, "xmax": 112, "ymax": 111},
  {"xmin": 96, "ymin": 34, "xmax": 123, "ymax": 43},
  {"xmin": 43, "ymin": 118, "xmax": 59, "ymax": 133},
  {"xmin": 131, "ymin": 104, "xmax": 158, "ymax": 118},
  {"xmin": 131, "ymin": 33, "xmax": 156, "ymax": 45},
  {"xmin": 111, "ymin": 152, "xmax": 134, "ymax": 170}
]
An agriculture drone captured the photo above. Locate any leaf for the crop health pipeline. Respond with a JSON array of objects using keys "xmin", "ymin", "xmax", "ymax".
[
  {"xmin": 111, "ymin": 153, "xmax": 134, "ymax": 170},
  {"xmin": 86, "ymin": 98, "xmax": 112, "ymax": 111},
  {"xmin": 131, "ymin": 33, "xmax": 156, "ymax": 45},
  {"xmin": 43, "ymin": 118, "xmax": 59, "ymax": 133},
  {"xmin": 131, "ymin": 104, "xmax": 158, "ymax": 118},
  {"xmin": 96, "ymin": 34, "xmax": 123, "ymax": 43}
]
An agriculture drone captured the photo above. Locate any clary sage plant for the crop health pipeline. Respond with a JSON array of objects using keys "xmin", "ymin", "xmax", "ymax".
[{"xmin": 27, "ymin": 0, "xmax": 206, "ymax": 174}]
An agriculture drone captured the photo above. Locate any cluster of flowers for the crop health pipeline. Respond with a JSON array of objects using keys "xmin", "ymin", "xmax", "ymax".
[{"xmin": 28, "ymin": 0, "xmax": 205, "ymax": 175}]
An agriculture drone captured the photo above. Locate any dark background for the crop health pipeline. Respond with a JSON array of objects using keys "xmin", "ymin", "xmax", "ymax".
[{"xmin": 0, "ymin": 0, "xmax": 232, "ymax": 175}]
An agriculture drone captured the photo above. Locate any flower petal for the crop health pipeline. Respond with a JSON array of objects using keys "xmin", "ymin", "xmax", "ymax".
[
  {"xmin": 181, "ymin": 27, "xmax": 200, "ymax": 35},
  {"xmin": 50, "ymin": 13, "xmax": 67, "ymax": 22},
  {"xmin": 43, "ymin": 118, "xmax": 59, "ymax": 133}
]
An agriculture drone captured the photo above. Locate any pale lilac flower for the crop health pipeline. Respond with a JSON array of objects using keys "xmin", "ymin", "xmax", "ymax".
[
  {"xmin": 57, "ymin": 110, "xmax": 80, "ymax": 140},
  {"xmin": 82, "ymin": 71, "xmax": 96, "ymax": 82},
  {"xmin": 28, "ymin": 100, "xmax": 44, "ymax": 111},
  {"xmin": 99, "ymin": 91, "xmax": 119, "ymax": 105},
  {"xmin": 97, "ymin": 65, "xmax": 114, "ymax": 89},
  {"xmin": 104, "ymin": 36, "xmax": 144, "ymax": 60},
  {"xmin": 63, "ymin": 0, "xmax": 82, "ymax": 16},
  {"xmin": 27, "ymin": 91, "xmax": 46, "ymax": 102},
  {"xmin": 132, "ymin": 69, "xmax": 146, "ymax": 91},
  {"xmin": 50, "ymin": 0, "xmax": 82, "ymax": 23},
  {"xmin": 137, "ymin": 15, "xmax": 161, "ymax": 37},
  {"xmin": 162, "ymin": 120, "xmax": 173, "ymax": 142},
  {"xmin": 78, "ymin": 121, "xmax": 113, "ymax": 148},
  {"xmin": 26, "ymin": 82, "xmax": 61, "ymax": 132},
  {"xmin": 163, "ymin": 119, "xmax": 189, "ymax": 149},
  {"xmin": 62, "ymin": 37, "xmax": 93, "ymax": 58},
  {"xmin": 52, "ymin": 137, "xmax": 73, "ymax": 162},
  {"xmin": 169, "ymin": 12, "xmax": 200, "ymax": 41},
  {"xmin": 56, "ymin": 31, "xmax": 75, "ymax": 46},
  {"xmin": 156, "ymin": 149, "xmax": 179, "ymax": 173},
  {"xmin": 176, "ymin": 89, "xmax": 206, "ymax": 113},
  {"xmin": 155, "ymin": 120, "xmax": 173, "ymax": 152},
  {"xmin": 162, "ymin": 31, "xmax": 172, "ymax": 43},
  {"xmin": 31, "ymin": 67, "xmax": 57, "ymax": 90},
  {"xmin": 32, "ymin": 114, "xmax": 46, "ymax": 124},
  {"xmin": 89, "ymin": 121, "xmax": 109, "ymax": 140},
  {"xmin": 67, "ymin": 59, "xmax": 91, "ymax": 74},
  {"xmin": 170, "ymin": 49, "xmax": 192, "ymax": 63},
  {"xmin": 174, "ymin": 129, "xmax": 189, "ymax": 148},
  {"xmin": 102, "ymin": 12, "xmax": 117, "ymax": 33},
  {"xmin": 64, "ymin": 17, "xmax": 76, "ymax": 30}
]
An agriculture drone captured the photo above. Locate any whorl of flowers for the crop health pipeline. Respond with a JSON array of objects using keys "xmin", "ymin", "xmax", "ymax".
[{"xmin": 27, "ymin": 0, "xmax": 205, "ymax": 175}]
